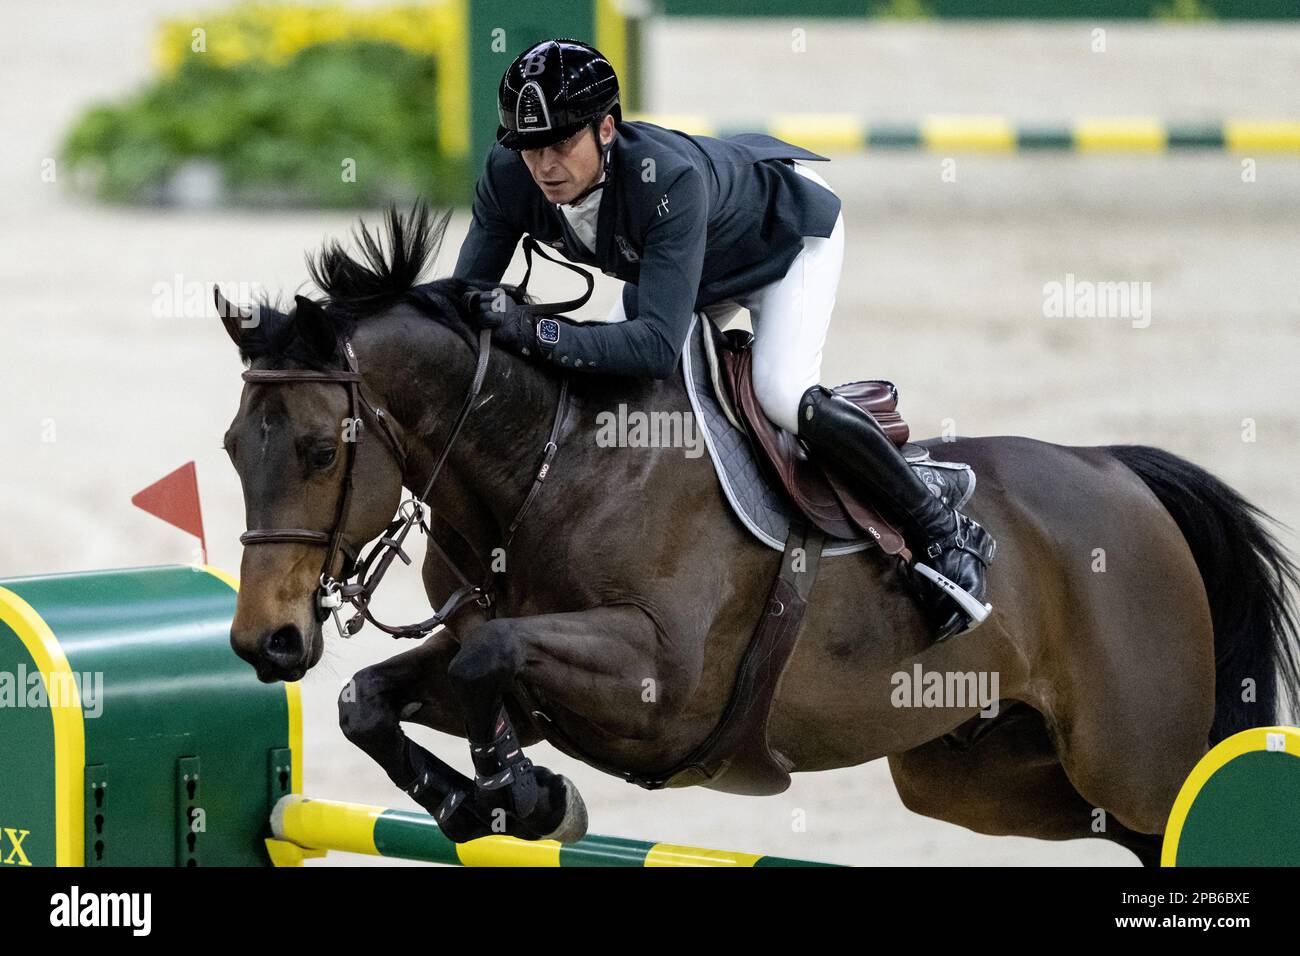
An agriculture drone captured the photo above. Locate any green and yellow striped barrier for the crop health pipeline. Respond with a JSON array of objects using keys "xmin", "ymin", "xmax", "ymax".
[
  {"xmin": 630, "ymin": 113, "xmax": 1300, "ymax": 155},
  {"xmin": 0, "ymin": 565, "xmax": 297, "ymax": 868},
  {"xmin": 268, "ymin": 795, "xmax": 841, "ymax": 867}
]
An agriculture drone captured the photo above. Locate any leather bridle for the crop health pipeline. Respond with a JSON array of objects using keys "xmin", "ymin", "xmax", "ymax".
[{"xmin": 237, "ymin": 238, "xmax": 587, "ymax": 641}]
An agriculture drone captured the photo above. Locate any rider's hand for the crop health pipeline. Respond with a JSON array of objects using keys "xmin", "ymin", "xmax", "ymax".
[
  {"xmin": 465, "ymin": 288, "xmax": 525, "ymax": 330},
  {"xmin": 464, "ymin": 289, "xmax": 535, "ymax": 354}
]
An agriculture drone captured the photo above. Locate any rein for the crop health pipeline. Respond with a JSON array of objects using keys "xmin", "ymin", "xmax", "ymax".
[{"xmin": 238, "ymin": 237, "xmax": 589, "ymax": 640}]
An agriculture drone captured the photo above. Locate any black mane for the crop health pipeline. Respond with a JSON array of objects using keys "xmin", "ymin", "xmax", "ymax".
[
  {"xmin": 236, "ymin": 202, "xmax": 525, "ymax": 366},
  {"xmin": 308, "ymin": 202, "xmax": 442, "ymax": 320}
]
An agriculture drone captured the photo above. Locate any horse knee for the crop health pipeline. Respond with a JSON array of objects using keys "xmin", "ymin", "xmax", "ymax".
[{"xmin": 337, "ymin": 670, "xmax": 397, "ymax": 752}]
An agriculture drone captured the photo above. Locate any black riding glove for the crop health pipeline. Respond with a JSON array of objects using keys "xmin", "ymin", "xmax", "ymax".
[
  {"xmin": 465, "ymin": 290, "xmax": 537, "ymax": 356},
  {"xmin": 464, "ymin": 287, "xmax": 679, "ymax": 377}
]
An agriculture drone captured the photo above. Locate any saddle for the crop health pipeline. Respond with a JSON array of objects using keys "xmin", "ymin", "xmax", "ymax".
[
  {"xmin": 595, "ymin": 320, "xmax": 975, "ymax": 797},
  {"xmin": 712, "ymin": 328, "xmax": 911, "ymax": 555}
]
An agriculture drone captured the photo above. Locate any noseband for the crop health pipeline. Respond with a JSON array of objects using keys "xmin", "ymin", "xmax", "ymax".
[{"xmin": 238, "ymin": 239, "xmax": 584, "ymax": 640}]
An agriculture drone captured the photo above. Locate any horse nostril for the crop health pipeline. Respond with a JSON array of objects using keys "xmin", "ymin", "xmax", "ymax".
[{"xmin": 262, "ymin": 624, "xmax": 305, "ymax": 664}]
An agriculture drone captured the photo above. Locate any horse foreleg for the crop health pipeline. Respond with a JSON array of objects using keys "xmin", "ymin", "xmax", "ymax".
[
  {"xmin": 338, "ymin": 631, "xmax": 495, "ymax": 842},
  {"xmin": 446, "ymin": 604, "xmax": 687, "ymax": 843}
]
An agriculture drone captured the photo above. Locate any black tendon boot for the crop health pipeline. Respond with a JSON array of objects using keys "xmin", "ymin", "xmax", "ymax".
[
  {"xmin": 464, "ymin": 709, "xmax": 586, "ymax": 841},
  {"xmin": 465, "ymin": 704, "xmax": 597, "ymax": 845},
  {"xmin": 468, "ymin": 706, "xmax": 542, "ymax": 826},
  {"xmin": 797, "ymin": 385, "xmax": 996, "ymax": 639},
  {"xmin": 396, "ymin": 739, "xmax": 491, "ymax": 843}
]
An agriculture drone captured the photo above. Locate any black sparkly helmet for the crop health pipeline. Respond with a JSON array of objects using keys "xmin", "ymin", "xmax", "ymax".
[{"xmin": 496, "ymin": 38, "xmax": 621, "ymax": 150}]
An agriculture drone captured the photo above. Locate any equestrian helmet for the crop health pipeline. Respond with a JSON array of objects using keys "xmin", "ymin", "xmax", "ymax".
[{"xmin": 496, "ymin": 38, "xmax": 620, "ymax": 150}]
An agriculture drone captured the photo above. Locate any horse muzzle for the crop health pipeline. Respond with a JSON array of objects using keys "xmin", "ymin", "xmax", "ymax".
[{"xmin": 231, "ymin": 621, "xmax": 322, "ymax": 683}]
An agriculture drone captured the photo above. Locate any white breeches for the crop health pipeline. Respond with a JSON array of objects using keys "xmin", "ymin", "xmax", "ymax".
[{"xmin": 606, "ymin": 162, "xmax": 844, "ymax": 434}]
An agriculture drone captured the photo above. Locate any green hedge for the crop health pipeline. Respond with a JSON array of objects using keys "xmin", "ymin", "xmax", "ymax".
[{"xmin": 62, "ymin": 41, "xmax": 469, "ymax": 208}]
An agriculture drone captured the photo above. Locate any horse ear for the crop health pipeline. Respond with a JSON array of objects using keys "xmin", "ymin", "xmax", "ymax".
[
  {"xmin": 214, "ymin": 286, "xmax": 252, "ymax": 347},
  {"xmin": 293, "ymin": 294, "xmax": 336, "ymax": 361}
]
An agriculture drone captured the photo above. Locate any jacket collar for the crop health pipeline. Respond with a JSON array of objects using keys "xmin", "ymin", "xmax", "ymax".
[{"xmin": 592, "ymin": 133, "xmax": 620, "ymax": 265}]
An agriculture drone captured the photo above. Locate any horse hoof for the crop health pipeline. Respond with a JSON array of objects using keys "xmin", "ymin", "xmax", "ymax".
[{"xmin": 539, "ymin": 775, "xmax": 588, "ymax": 844}]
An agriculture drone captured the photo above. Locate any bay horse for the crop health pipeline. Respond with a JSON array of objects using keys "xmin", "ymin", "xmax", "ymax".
[{"xmin": 219, "ymin": 205, "xmax": 1299, "ymax": 864}]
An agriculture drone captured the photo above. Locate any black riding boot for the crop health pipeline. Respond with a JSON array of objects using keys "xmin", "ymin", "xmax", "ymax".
[{"xmin": 797, "ymin": 385, "xmax": 996, "ymax": 639}]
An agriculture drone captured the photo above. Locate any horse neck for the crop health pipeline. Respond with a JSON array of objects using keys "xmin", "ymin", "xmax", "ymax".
[
  {"xmin": 358, "ymin": 311, "xmax": 564, "ymax": 539},
  {"xmin": 450, "ymin": 349, "xmax": 566, "ymax": 516}
]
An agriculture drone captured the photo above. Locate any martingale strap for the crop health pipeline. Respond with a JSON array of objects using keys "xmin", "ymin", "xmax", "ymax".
[
  {"xmin": 344, "ymin": 368, "xmax": 571, "ymax": 640},
  {"xmin": 517, "ymin": 236, "xmax": 595, "ymax": 315}
]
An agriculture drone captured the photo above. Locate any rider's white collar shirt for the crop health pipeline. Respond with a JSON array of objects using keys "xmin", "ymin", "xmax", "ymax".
[{"xmin": 558, "ymin": 173, "xmax": 605, "ymax": 255}]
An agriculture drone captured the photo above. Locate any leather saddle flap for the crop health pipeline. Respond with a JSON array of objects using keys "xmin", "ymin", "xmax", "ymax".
[{"xmin": 718, "ymin": 332, "xmax": 909, "ymax": 552}]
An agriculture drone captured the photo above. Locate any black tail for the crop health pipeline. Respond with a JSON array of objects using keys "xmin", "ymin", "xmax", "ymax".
[{"xmin": 1108, "ymin": 445, "xmax": 1300, "ymax": 743}]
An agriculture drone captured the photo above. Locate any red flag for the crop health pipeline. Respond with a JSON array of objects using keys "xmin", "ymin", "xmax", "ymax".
[{"xmin": 132, "ymin": 461, "xmax": 207, "ymax": 563}]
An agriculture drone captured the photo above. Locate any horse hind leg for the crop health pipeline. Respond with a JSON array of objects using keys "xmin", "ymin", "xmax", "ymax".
[{"xmin": 888, "ymin": 703, "xmax": 1158, "ymax": 865}]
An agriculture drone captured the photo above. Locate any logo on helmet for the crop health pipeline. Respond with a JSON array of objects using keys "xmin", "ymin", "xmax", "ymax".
[
  {"xmin": 521, "ymin": 51, "xmax": 548, "ymax": 77},
  {"xmin": 516, "ymin": 81, "xmax": 552, "ymax": 132}
]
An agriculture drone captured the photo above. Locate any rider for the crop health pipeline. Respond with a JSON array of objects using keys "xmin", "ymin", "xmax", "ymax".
[{"xmin": 454, "ymin": 38, "xmax": 995, "ymax": 641}]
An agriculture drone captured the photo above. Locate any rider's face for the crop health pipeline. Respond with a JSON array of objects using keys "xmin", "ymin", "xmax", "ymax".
[{"xmin": 521, "ymin": 114, "xmax": 614, "ymax": 204}]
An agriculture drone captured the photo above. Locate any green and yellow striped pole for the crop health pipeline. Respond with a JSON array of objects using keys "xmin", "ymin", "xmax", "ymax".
[
  {"xmin": 628, "ymin": 114, "xmax": 1300, "ymax": 155},
  {"xmin": 268, "ymin": 795, "xmax": 841, "ymax": 867}
]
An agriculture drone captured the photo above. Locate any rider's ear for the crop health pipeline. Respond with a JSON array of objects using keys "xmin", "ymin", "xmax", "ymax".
[{"xmin": 293, "ymin": 294, "xmax": 336, "ymax": 361}]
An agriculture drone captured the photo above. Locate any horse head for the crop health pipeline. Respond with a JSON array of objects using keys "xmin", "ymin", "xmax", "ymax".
[{"xmin": 217, "ymin": 204, "xmax": 530, "ymax": 682}]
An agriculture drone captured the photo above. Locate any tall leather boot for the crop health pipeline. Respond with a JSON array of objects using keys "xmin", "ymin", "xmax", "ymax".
[{"xmin": 797, "ymin": 384, "xmax": 996, "ymax": 639}]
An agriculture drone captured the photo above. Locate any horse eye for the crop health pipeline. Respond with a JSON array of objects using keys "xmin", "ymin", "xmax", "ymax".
[{"xmin": 310, "ymin": 445, "xmax": 338, "ymax": 470}]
